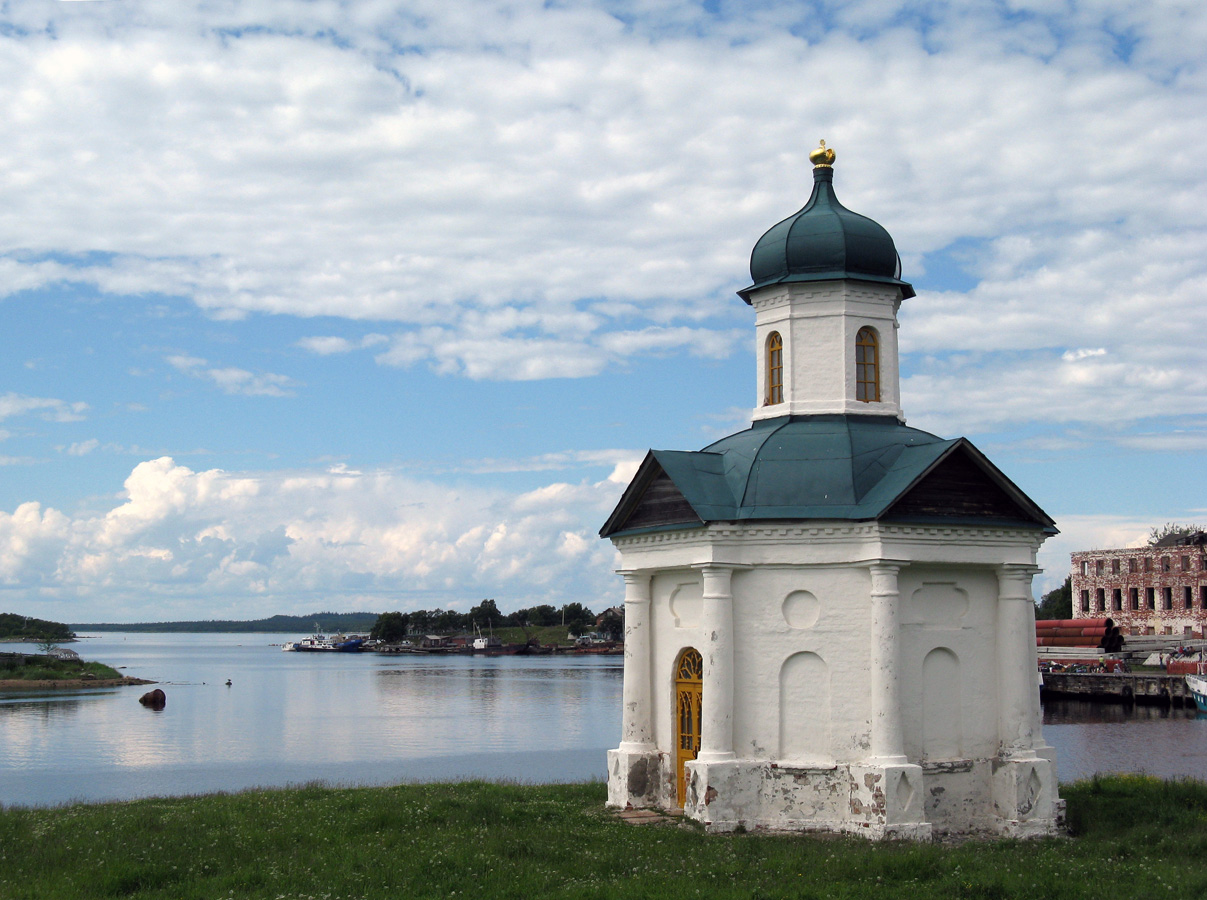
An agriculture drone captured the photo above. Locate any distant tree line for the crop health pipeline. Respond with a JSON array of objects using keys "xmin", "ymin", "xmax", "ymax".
[
  {"xmin": 71, "ymin": 612, "xmax": 380, "ymax": 633},
  {"xmin": 1148, "ymin": 523, "xmax": 1206, "ymax": 545},
  {"xmin": 1036, "ymin": 576, "xmax": 1072, "ymax": 621},
  {"xmin": 370, "ymin": 600, "xmax": 616, "ymax": 643},
  {"xmin": 0, "ymin": 613, "xmax": 74, "ymax": 641},
  {"xmin": 67, "ymin": 604, "xmax": 627, "ymax": 641}
]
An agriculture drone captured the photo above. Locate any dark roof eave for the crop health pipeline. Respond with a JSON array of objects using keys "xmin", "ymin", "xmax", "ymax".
[
  {"xmin": 738, "ymin": 272, "xmax": 916, "ymax": 304},
  {"xmin": 604, "ymin": 521, "xmax": 711, "ymax": 540}
]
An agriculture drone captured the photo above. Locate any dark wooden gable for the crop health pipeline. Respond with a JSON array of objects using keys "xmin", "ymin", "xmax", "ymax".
[
  {"xmin": 882, "ymin": 444, "xmax": 1047, "ymax": 526},
  {"xmin": 603, "ymin": 461, "xmax": 703, "ymax": 537},
  {"xmin": 619, "ymin": 469, "xmax": 703, "ymax": 532}
]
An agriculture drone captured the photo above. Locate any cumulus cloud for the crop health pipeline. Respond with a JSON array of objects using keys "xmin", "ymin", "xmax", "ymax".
[
  {"xmin": 4, "ymin": 457, "xmax": 625, "ymax": 619},
  {"xmin": 0, "ymin": 502, "xmax": 71, "ymax": 587},
  {"xmin": 904, "ymin": 345, "xmax": 1207, "ymax": 435},
  {"xmin": 1035, "ymin": 513, "xmax": 1159, "ymax": 597},
  {"xmin": 1, "ymin": 1, "xmax": 1205, "ymax": 617},
  {"xmin": 901, "ymin": 226, "xmax": 1207, "ymax": 432},
  {"xmin": 0, "ymin": 1, "xmax": 1198, "ymax": 432}
]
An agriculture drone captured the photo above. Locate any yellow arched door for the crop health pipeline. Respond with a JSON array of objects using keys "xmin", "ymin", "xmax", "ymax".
[{"xmin": 675, "ymin": 648, "xmax": 703, "ymax": 807}]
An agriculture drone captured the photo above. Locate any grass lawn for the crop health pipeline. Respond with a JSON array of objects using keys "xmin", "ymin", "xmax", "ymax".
[
  {"xmin": 0, "ymin": 656, "xmax": 122, "ymax": 683},
  {"xmin": 0, "ymin": 774, "xmax": 1203, "ymax": 899},
  {"xmin": 488, "ymin": 625, "xmax": 586, "ymax": 646}
]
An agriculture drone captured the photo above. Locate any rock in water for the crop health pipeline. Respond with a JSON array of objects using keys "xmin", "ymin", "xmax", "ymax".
[{"xmin": 139, "ymin": 688, "xmax": 166, "ymax": 709}]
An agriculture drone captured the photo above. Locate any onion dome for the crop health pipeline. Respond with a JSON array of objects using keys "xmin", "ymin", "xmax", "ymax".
[{"xmin": 739, "ymin": 141, "xmax": 915, "ymax": 303}]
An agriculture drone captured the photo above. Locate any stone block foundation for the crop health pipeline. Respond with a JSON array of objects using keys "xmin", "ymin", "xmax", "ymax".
[{"xmin": 606, "ymin": 756, "xmax": 1063, "ymax": 839}]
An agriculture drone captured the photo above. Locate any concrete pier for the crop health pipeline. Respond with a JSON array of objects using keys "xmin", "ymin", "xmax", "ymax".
[{"xmin": 1042, "ymin": 672, "xmax": 1196, "ymax": 707}]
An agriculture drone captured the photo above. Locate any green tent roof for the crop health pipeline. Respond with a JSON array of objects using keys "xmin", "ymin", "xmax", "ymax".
[{"xmin": 600, "ymin": 415, "xmax": 1055, "ymax": 538}]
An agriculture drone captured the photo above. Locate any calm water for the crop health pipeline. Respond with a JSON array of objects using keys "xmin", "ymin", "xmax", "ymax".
[
  {"xmin": 1, "ymin": 633, "xmax": 1204, "ymax": 808},
  {"xmin": 1, "ymin": 633, "xmax": 622, "ymax": 807},
  {"xmin": 1042, "ymin": 697, "xmax": 1206, "ymax": 785}
]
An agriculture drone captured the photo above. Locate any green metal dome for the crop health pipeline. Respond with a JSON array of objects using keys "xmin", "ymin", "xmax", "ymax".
[{"xmin": 738, "ymin": 163, "xmax": 915, "ymax": 303}]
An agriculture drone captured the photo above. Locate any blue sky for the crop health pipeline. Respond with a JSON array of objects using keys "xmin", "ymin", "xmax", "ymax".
[{"xmin": 2, "ymin": 0, "xmax": 1206, "ymax": 622}]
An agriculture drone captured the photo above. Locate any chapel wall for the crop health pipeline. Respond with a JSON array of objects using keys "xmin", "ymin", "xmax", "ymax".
[
  {"xmin": 729, "ymin": 566, "xmax": 873, "ymax": 764},
  {"xmin": 648, "ymin": 569, "xmax": 702, "ymax": 770},
  {"xmin": 897, "ymin": 566, "xmax": 1001, "ymax": 762}
]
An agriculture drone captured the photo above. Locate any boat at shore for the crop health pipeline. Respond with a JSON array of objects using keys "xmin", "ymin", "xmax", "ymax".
[
  {"xmin": 1187, "ymin": 673, "xmax": 1207, "ymax": 712},
  {"xmin": 281, "ymin": 627, "xmax": 364, "ymax": 653},
  {"xmin": 471, "ymin": 623, "xmax": 502, "ymax": 653}
]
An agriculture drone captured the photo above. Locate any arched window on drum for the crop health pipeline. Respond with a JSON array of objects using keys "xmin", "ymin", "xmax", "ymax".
[
  {"xmin": 765, "ymin": 332, "xmax": 783, "ymax": 405},
  {"xmin": 855, "ymin": 326, "xmax": 880, "ymax": 402}
]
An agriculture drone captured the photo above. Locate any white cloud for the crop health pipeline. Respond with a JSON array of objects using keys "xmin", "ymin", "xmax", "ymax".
[
  {"xmin": 1111, "ymin": 431, "xmax": 1207, "ymax": 452},
  {"xmin": 3, "ymin": 456, "xmax": 626, "ymax": 619},
  {"xmin": 1, "ymin": 1, "xmax": 1206, "ymax": 617},
  {"xmin": 0, "ymin": 392, "xmax": 88, "ymax": 423},
  {"xmin": 607, "ymin": 457, "xmax": 642, "ymax": 485},
  {"xmin": 459, "ymin": 448, "xmax": 643, "ymax": 475},
  {"xmin": 904, "ymin": 345, "xmax": 1207, "ymax": 435},
  {"xmin": 1061, "ymin": 348, "xmax": 1107, "ymax": 362},
  {"xmin": 296, "ymin": 334, "xmax": 388, "ymax": 356},
  {"xmin": 1035, "ymin": 513, "xmax": 1158, "ymax": 597},
  {"xmin": 0, "ymin": 0, "xmax": 1197, "ymax": 431},
  {"xmin": 64, "ymin": 438, "xmax": 99, "ymax": 456},
  {"xmin": 167, "ymin": 355, "xmax": 298, "ymax": 397},
  {"xmin": 370, "ymin": 322, "xmax": 742, "ymax": 380},
  {"xmin": 598, "ymin": 326, "xmax": 744, "ymax": 360},
  {"xmin": 0, "ymin": 502, "xmax": 71, "ymax": 586}
]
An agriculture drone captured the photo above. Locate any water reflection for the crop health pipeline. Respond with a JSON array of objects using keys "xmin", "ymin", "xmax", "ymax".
[
  {"xmin": 1044, "ymin": 698, "xmax": 1201, "ymax": 724},
  {"xmin": 1, "ymin": 635, "xmax": 625, "ymax": 807},
  {"xmin": 1041, "ymin": 697, "xmax": 1207, "ymax": 783},
  {"xmin": 371, "ymin": 657, "xmax": 623, "ymax": 754},
  {"xmin": 0, "ymin": 692, "xmax": 114, "ymax": 717}
]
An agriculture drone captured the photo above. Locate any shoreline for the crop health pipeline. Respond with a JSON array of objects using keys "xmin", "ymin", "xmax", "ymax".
[{"xmin": 0, "ymin": 676, "xmax": 154, "ymax": 691}]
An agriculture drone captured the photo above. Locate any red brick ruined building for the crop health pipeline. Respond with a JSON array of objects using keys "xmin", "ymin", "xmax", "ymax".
[{"xmin": 1069, "ymin": 532, "xmax": 1207, "ymax": 638}]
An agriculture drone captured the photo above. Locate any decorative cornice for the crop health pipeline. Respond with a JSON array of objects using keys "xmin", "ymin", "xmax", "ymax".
[
  {"xmin": 750, "ymin": 291, "xmax": 793, "ymax": 312},
  {"xmin": 611, "ymin": 521, "xmax": 1045, "ymax": 552},
  {"xmin": 749, "ymin": 281, "xmax": 901, "ymax": 313}
]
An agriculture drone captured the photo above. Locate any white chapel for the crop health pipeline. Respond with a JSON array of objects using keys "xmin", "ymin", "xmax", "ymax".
[{"xmin": 600, "ymin": 142, "xmax": 1063, "ymax": 839}]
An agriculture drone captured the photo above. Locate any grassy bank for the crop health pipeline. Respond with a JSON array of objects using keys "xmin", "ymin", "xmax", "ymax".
[
  {"xmin": 1, "ymin": 775, "xmax": 1204, "ymax": 899},
  {"xmin": 490, "ymin": 624, "xmax": 586, "ymax": 646},
  {"xmin": 0, "ymin": 655, "xmax": 122, "ymax": 683}
]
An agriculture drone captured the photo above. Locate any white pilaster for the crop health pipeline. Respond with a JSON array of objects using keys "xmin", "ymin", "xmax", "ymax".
[
  {"xmin": 996, "ymin": 564, "xmax": 1040, "ymax": 757},
  {"xmin": 618, "ymin": 570, "xmax": 654, "ymax": 752},
  {"xmin": 697, "ymin": 564, "xmax": 735, "ymax": 762},
  {"xmin": 868, "ymin": 561, "xmax": 907, "ymax": 764}
]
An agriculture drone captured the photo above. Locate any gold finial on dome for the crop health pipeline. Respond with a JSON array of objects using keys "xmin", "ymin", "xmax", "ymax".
[{"xmin": 809, "ymin": 139, "xmax": 836, "ymax": 168}]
